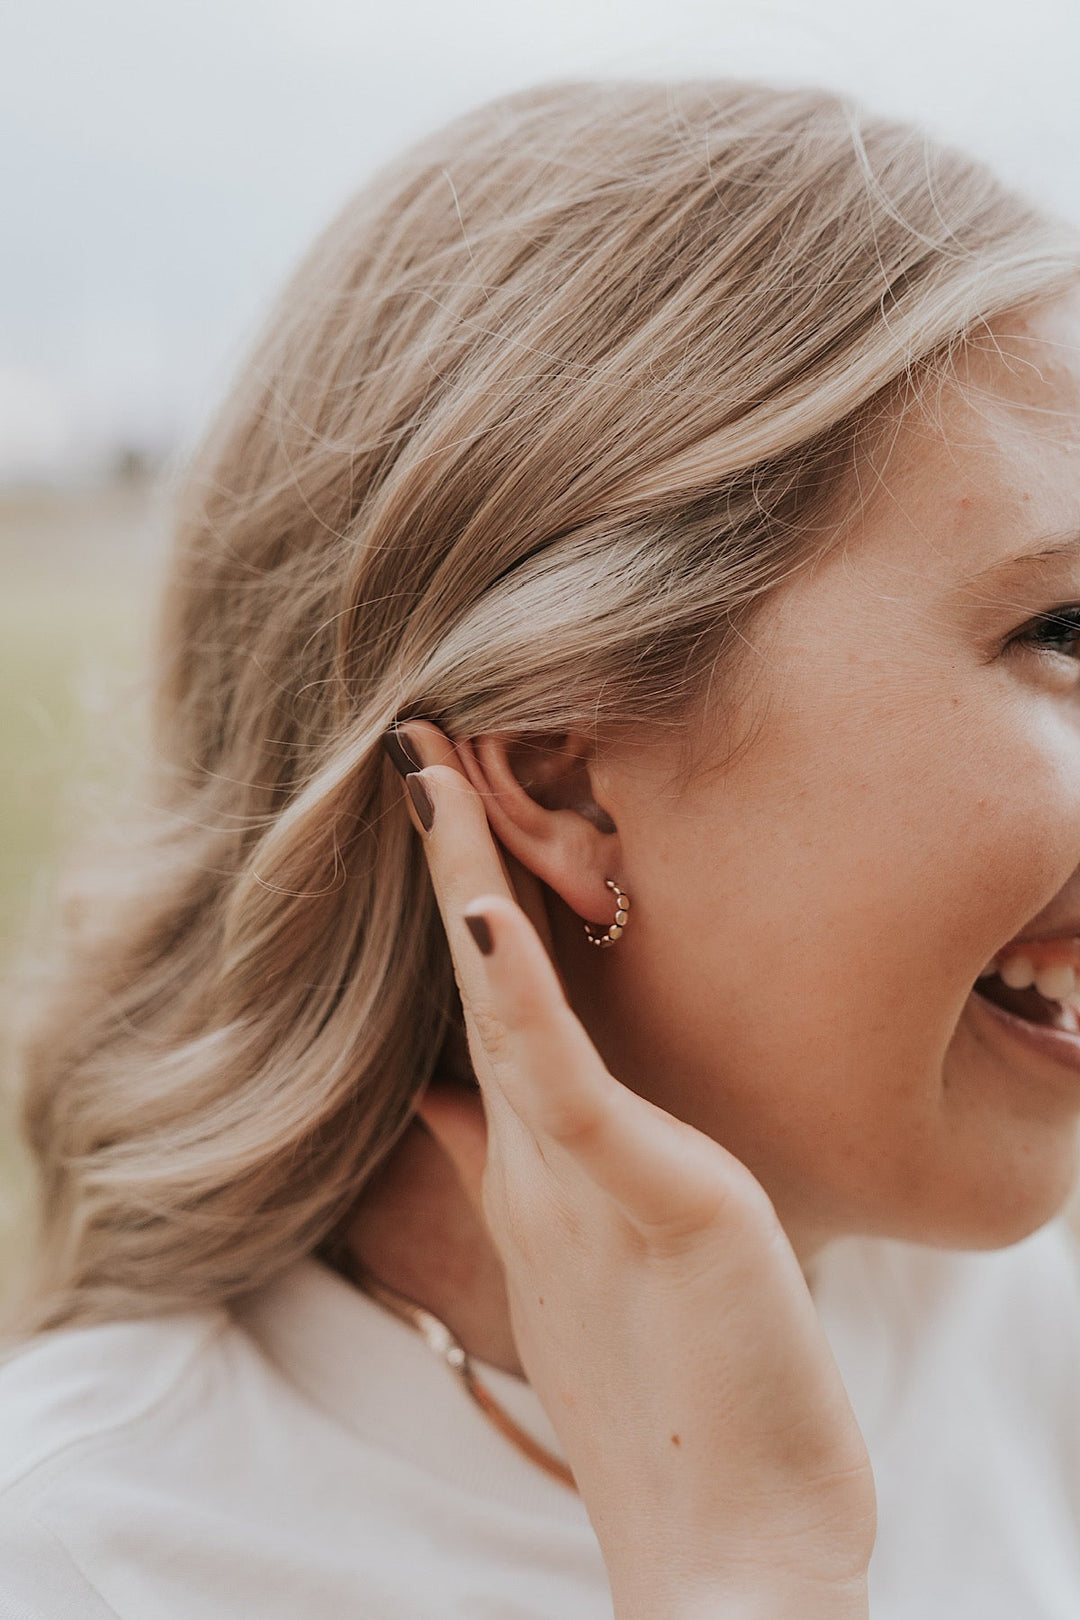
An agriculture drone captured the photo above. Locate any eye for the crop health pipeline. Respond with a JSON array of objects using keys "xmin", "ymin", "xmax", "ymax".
[{"xmin": 1013, "ymin": 605, "xmax": 1080, "ymax": 660}]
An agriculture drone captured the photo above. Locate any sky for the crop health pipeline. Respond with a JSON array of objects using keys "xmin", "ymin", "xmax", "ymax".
[{"xmin": 3, "ymin": 0, "xmax": 1079, "ymax": 483}]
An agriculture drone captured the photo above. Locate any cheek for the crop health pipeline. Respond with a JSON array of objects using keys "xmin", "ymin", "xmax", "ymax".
[
  {"xmin": 618, "ymin": 678, "xmax": 1080, "ymax": 1147},
  {"xmin": 944, "ymin": 692, "xmax": 1080, "ymax": 936},
  {"xmin": 740, "ymin": 673, "xmax": 1080, "ymax": 983}
]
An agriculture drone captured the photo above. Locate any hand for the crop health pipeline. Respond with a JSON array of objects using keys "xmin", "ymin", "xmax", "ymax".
[{"xmin": 393, "ymin": 723, "xmax": 876, "ymax": 1620}]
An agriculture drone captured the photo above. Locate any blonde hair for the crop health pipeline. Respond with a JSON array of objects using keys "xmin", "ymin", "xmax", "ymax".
[{"xmin": 12, "ymin": 78, "xmax": 1079, "ymax": 1332}]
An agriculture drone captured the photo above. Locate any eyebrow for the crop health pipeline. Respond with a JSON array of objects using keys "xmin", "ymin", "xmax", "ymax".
[{"xmin": 960, "ymin": 532, "xmax": 1080, "ymax": 593}]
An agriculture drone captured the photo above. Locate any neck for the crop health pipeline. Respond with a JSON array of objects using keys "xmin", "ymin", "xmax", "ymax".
[
  {"xmin": 344, "ymin": 1116, "xmax": 829, "ymax": 1379},
  {"xmin": 345, "ymin": 1117, "xmax": 525, "ymax": 1375}
]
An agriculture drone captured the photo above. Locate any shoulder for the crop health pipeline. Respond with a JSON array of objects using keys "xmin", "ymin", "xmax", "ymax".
[
  {"xmin": 0, "ymin": 1307, "xmax": 234, "ymax": 1618},
  {"xmin": 0, "ymin": 1306, "xmax": 229, "ymax": 1498},
  {"xmin": 0, "ymin": 1495, "xmax": 127, "ymax": 1618}
]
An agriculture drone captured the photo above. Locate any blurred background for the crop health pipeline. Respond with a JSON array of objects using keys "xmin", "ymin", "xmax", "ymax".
[{"xmin": 4, "ymin": 0, "xmax": 1080, "ymax": 1284}]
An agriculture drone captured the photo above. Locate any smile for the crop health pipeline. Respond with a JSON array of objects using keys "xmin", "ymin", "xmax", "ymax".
[
  {"xmin": 969, "ymin": 936, "xmax": 1080, "ymax": 1084},
  {"xmin": 974, "ymin": 939, "xmax": 1080, "ymax": 1034}
]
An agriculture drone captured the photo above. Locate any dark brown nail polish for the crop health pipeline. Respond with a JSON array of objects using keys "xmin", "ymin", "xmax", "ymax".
[
  {"xmin": 382, "ymin": 727, "xmax": 422, "ymax": 777},
  {"xmin": 406, "ymin": 772, "xmax": 435, "ymax": 832},
  {"xmin": 464, "ymin": 913, "xmax": 494, "ymax": 956}
]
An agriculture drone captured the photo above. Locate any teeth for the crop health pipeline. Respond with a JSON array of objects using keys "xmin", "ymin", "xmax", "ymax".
[
  {"xmin": 999, "ymin": 955, "xmax": 1037, "ymax": 991},
  {"xmin": 1035, "ymin": 963, "xmax": 1078, "ymax": 1002},
  {"xmin": 1054, "ymin": 1003, "xmax": 1080, "ymax": 1034},
  {"xmin": 978, "ymin": 938, "xmax": 1080, "ymax": 1005}
]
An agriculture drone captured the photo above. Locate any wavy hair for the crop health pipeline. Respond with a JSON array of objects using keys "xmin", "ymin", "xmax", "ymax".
[{"xmin": 10, "ymin": 78, "xmax": 1079, "ymax": 1331}]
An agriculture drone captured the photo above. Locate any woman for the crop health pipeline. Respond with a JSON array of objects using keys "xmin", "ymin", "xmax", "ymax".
[{"xmin": 3, "ymin": 76, "xmax": 1080, "ymax": 1618}]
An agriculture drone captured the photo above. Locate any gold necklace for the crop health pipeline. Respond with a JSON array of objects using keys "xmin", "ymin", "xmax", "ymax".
[{"xmin": 345, "ymin": 1255, "xmax": 578, "ymax": 1493}]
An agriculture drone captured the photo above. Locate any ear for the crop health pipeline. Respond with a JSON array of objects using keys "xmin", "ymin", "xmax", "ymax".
[{"xmin": 454, "ymin": 732, "xmax": 620, "ymax": 926}]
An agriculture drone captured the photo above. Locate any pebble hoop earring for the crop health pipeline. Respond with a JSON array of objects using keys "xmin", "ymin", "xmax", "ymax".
[{"xmin": 583, "ymin": 880, "xmax": 631, "ymax": 949}]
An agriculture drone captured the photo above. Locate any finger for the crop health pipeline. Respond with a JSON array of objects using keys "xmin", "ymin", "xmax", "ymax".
[
  {"xmin": 390, "ymin": 721, "xmax": 517, "ymax": 899},
  {"xmin": 394, "ymin": 745, "xmax": 518, "ymax": 964},
  {"xmin": 386, "ymin": 725, "xmax": 545, "ymax": 1113},
  {"xmin": 496, "ymin": 846, "xmax": 556, "ymax": 961},
  {"xmin": 461, "ymin": 894, "xmax": 770, "ymax": 1240},
  {"xmin": 392, "ymin": 721, "xmax": 553, "ymax": 952}
]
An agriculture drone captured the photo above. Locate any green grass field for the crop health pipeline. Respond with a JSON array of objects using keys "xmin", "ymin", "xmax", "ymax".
[{"xmin": 0, "ymin": 480, "xmax": 163, "ymax": 1301}]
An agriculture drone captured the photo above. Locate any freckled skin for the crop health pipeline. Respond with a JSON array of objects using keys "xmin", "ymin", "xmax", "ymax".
[{"xmin": 561, "ymin": 292, "xmax": 1080, "ymax": 1259}]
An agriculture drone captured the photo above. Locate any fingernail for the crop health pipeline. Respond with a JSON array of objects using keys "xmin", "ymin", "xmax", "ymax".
[
  {"xmin": 382, "ymin": 726, "xmax": 423, "ymax": 777},
  {"xmin": 406, "ymin": 772, "xmax": 435, "ymax": 832},
  {"xmin": 463, "ymin": 913, "xmax": 494, "ymax": 956}
]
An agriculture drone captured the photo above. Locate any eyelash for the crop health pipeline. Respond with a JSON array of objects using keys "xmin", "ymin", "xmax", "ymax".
[{"xmin": 1014, "ymin": 606, "xmax": 1080, "ymax": 660}]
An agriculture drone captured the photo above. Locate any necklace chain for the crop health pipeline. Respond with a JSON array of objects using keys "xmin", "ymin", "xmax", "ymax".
[{"xmin": 343, "ymin": 1254, "xmax": 578, "ymax": 1493}]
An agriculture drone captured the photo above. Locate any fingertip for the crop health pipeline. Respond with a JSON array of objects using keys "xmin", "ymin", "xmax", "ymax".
[
  {"xmin": 382, "ymin": 726, "xmax": 423, "ymax": 778},
  {"xmin": 464, "ymin": 889, "xmax": 535, "ymax": 953},
  {"xmin": 405, "ymin": 771, "xmax": 435, "ymax": 832},
  {"xmin": 463, "ymin": 912, "xmax": 495, "ymax": 956},
  {"xmin": 391, "ymin": 719, "xmax": 454, "ymax": 764},
  {"xmin": 463, "ymin": 892, "xmax": 520, "ymax": 927}
]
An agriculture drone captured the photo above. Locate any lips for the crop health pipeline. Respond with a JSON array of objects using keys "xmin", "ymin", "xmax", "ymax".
[
  {"xmin": 966, "ymin": 986, "xmax": 1080, "ymax": 1093},
  {"xmin": 965, "ymin": 905, "xmax": 1080, "ymax": 1091}
]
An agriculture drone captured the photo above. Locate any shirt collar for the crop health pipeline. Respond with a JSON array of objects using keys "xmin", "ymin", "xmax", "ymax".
[{"xmin": 233, "ymin": 1256, "xmax": 586, "ymax": 1524}]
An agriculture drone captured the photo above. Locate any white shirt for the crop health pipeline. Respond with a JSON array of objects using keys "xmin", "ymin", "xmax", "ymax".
[{"xmin": 1, "ymin": 1220, "xmax": 1079, "ymax": 1619}]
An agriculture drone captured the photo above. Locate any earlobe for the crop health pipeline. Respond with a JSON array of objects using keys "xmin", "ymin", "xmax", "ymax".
[{"xmin": 454, "ymin": 733, "xmax": 621, "ymax": 925}]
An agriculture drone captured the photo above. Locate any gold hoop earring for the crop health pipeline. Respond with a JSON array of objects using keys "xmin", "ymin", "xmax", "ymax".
[{"xmin": 583, "ymin": 880, "xmax": 631, "ymax": 949}]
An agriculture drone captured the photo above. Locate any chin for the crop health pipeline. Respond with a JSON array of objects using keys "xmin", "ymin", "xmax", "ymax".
[
  {"xmin": 900, "ymin": 1135, "xmax": 1080, "ymax": 1253},
  {"xmin": 910, "ymin": 995, "xmax": 1080, "ymax": 1248},
  {"xmin": 811, "ymin": 1119, "xmax": 1080, "ymax": 1257}
]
